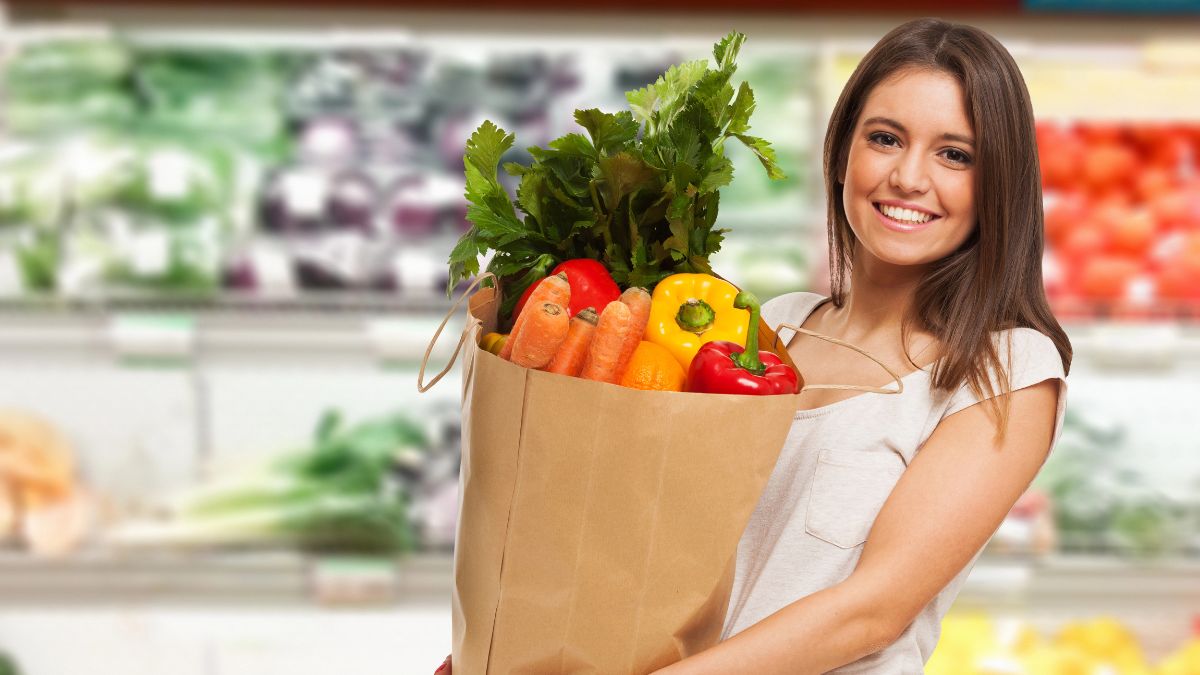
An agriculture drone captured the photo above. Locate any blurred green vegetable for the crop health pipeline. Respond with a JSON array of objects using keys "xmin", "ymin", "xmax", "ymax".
[
  {"xmin": 113, "ymin": 410, "xmax": 429, "ymax": 554},
  {"xmin": 1034, "ymin": 407, "xmax": 1189, "ymax": 557},
  {"xmin": 0, "ymin": 650, "xmax": 21, "ymax": 675}
]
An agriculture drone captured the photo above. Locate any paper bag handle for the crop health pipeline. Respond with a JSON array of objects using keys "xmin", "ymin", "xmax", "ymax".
[
  {"xmin": 772, "ymin": 323, "xmax": 905, "ymax": 395},
  {"xmin": 417, "ymin": 272, "xmax": 497, "ymax": 393}
]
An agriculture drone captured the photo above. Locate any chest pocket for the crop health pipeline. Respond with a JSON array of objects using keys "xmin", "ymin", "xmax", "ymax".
[{"xmin": 805, "ymin": 449, "xmax": 907, "ymax": 549}]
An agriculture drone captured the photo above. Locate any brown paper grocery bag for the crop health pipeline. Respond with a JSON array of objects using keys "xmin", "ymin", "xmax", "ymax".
[{"xmin": 419, "ymin": 274, "xmax": 901, "ymax": 674}]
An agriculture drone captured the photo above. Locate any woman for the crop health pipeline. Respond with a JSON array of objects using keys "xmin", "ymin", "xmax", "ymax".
[
  {"xmin": 436, "ymin": 17, "xmax": 1070, "ymax": 674},
  {"xmin": 654, "ymin": 17, "xmax": 1071, "ymax": 674}
]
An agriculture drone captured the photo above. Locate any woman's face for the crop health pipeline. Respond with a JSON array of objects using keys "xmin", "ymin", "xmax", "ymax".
[{"xmin": 840, "ymin": 67, "xmax": 978, "ymax": 272}]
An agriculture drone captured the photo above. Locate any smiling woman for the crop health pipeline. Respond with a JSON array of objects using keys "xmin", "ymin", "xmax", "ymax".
[
  {"xmin": 841, "ymin": 69, "xmax": 978, "ymax": 265},
  {"xmin": 652, "ymin": 18, "xmax": 1074, "ymax": 675}
]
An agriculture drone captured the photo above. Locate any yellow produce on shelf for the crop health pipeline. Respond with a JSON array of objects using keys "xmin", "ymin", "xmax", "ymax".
[
  {"xmin": 1156, "ymin": 639, "xmax": 1200, "ymax": 675},
  {"xmin": 931, "ymin": 613, "xmax": 1174, "ymax": 675},
  {"xmin": 1056, "ymin": 617, "xmax": 1152, "ymax": 674}
]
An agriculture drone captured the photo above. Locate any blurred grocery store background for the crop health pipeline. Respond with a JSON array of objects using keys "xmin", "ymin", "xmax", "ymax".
[{"xmin": 1, "ymin": 2, "xmax": 1199, "ymax": 674}]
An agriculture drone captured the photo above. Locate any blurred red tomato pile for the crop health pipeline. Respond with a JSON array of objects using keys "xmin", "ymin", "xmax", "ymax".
[{"xmin": 1038, "ymin": 122, "xmax": 1200, "ymax": 313}]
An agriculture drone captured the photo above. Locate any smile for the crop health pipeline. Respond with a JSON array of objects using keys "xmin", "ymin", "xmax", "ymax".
[{"xmin": 873, "ymin": 202, "xmax": 940, "ymax": 233}]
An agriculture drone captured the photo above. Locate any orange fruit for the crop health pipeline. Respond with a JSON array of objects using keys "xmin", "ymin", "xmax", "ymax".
[{"xmin": 619, "ymin": 341, "xmax": 686, "ymax": 392}]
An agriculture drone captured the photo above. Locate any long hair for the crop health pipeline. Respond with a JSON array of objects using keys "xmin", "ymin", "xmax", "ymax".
[{"xmin": 823, "ymin": 18, "xmax": 1072, "ymax": 428}]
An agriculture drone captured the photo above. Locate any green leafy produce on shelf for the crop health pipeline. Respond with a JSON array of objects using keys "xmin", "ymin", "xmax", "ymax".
[
  {"xmin": 135, "ymin": 48, "xmax": 293, "ymax": 151},
  {"xmin": 448, "ymin": 31, "xmax": 786, "ymax": 321},
  {"xmin": 1034, "ymin": 408, "xmax": 1189, "ymax": 557},
  {"xmin": 0, "ymin": 650, "xmax": 21, "ymax": 675},
  {"xmin": 14, "ymin": 229, "xmax": 59, "ymax": 292},
  {"xmin": 3, "ymin": 37, "xmax": 136, "ymax": 134},
  {"xmin": 4, "ymin": 37, "xmax": 131, "ymax": 93},
  {"xmin": 111, "ymin": 410, "xmax": 429, "ymax": 554}
]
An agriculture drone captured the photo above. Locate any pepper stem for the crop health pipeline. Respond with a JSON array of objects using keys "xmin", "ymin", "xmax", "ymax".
[
  {"xmin": 675, "ymin": 298, "xmax": 716, "ymax": 334},
  {"xmin": 730, "ymin": 291, "xmax": 766, "ymax": 376}
]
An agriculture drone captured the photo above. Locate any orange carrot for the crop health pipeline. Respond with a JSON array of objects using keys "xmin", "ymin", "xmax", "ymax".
[
  {"xmin": 509, "ymin": 302, "xmax": 570, "ymax": 369},
  {"xmin": 544, "ymin": 306, "xmax": 599, "ymax": 376},
  {"xmin": 500, "ymin": 273, "xmax": 570, "ymax": 361},
  {"xmin": 613, "ymin": 286, "xmax": 652, "ymax": 378},
  {"xmin": 580, "ymin": 301, "xmax": 633, "ymax": 383}
]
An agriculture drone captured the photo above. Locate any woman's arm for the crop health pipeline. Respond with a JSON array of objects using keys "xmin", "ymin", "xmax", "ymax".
[{"xmin": 653, "ymin": 378, "xmax": 1061, "ymax": 675}]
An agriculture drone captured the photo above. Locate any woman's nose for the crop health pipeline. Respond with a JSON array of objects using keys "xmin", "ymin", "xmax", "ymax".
[{"xmin": 890, "ymin": 151, "xmax": 931, "ymax": 194}]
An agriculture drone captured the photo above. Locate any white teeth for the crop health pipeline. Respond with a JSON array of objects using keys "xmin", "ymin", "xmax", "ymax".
[{"xmin": 878, "ymin": 204, "xmax": 934, "ymax": 224}]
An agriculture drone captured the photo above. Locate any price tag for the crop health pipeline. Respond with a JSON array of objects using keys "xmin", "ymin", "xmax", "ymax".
[
  {"xmin": 309, "ymin": 556, "xmax": 397, "ymax": 606},
  {"xmin": 109, "ymin": 314, "xmax": 195, "ymax": 365}
]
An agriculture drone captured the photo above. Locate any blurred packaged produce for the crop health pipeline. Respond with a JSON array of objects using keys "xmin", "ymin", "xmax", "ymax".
[
  {"xmin": 0, "ymin": 409, "xmax": 93, "ymax": 558},
  {"xmin": 0, "ymin": 32, "xmax": 817, "ymax": 300}
]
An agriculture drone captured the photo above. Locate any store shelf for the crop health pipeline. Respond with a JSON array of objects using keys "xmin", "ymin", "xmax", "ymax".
[{"xmin": 0, "ymin": 548, "xmax": 452, "ymax": 606}]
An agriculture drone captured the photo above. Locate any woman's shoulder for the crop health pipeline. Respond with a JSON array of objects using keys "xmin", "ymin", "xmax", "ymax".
[
  {"xmin": 761, "ymin": 291, "xmax": 828, "ymax": 343},
  {"xmin": 987, "ymin": 326, "xmax": 1067, "ymax": 381},
  {"xmin": 761, "ymin": 291, "xmax": 827, "ymax": 324}
]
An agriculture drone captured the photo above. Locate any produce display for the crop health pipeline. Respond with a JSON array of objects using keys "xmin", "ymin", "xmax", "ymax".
[
  {"xmin": 1037, "ymin": 122, "xmax": 1200, "ymax": 310},
  {"xmin": 1033, "ymin": 405, "xmax": 1197, "ymax": 558},
  {"xmin": 107, "ymin": 408, "xmax": 455, "ymax": 554},
  {"xmin": 929, "ymin": 613, "xmax": 1200, "ymax": 675},
  {"xmin": 448, "ymin": 32, "xmax": 801, "ymax": 394}
]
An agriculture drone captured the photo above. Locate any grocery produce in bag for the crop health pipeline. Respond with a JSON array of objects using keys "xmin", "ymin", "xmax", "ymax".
[{"xmin": 420, "ymin": 31, "xmax": 903, "ymax": 674}]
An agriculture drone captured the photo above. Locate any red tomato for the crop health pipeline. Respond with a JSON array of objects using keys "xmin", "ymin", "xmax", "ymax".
[
  {"xmin": 1037, "ymin": 126, "xmax": 1086, "ymax": 190},
  {"xmin": 1079, "ymin": 255, "xmax": 1142, "ymax": 300},
  {"xmin": 513, "ymin": 258, "xmax": 620, "ymax": 319},
  {"xmin": 1150, "ymin": 133, "xmax": 1194, "ymax": 171},
  {"xmin": 1135, "ymin": 167, "xmax": 1177, "ymax": 203},
  {"xmin": 1151, "ymin": 187, "xmax": 1200, "ymax": 231},
  {"xmin": 1060, "ymin": 224, "xmax": 1109, "ymax": 265},
  {"xmin": 1105, "ymin": 207, "xmax": 1157, "ymax": 257},
  {"xmin": 1082, "ymin": 143, "xmax": 1139, "ymax": 195},
  {"xmin": 1044, "ymin": 191, "xmax": 1091, "ymax": 248},
  {"xmin": 1152, "ymin": 233, "xmax": 1200, "ymax": 300},
  {"xmin": 1080, "ymin": 123, "xmax": 1129, "ymax": 145}
]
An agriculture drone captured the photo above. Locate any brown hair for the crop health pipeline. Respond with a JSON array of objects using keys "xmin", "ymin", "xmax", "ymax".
[{"xmin": 823, "ymin": 18, "xmax": 1072, "ymax": 429}]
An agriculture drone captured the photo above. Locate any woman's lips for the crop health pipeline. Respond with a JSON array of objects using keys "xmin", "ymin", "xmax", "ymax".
[{"xmin": 872, "ymin": 202, "xmax": 939, "ymax": 233}]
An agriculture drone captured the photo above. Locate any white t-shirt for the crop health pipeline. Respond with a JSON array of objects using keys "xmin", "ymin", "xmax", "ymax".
[{"xmin": 720, "ymin": 292, "xmax": 1069, "ymax": 673}]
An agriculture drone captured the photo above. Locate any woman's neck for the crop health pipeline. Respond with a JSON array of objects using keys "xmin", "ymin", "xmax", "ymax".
[{"xmin": 828, "ymin": 251, "xmax": 929, "ymax": 345}]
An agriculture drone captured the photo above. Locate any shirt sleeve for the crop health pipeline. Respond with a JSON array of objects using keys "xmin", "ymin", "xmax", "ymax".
[{"xmin": 943, "ymin": 327, "xmax": 1069, "ymax": 452}]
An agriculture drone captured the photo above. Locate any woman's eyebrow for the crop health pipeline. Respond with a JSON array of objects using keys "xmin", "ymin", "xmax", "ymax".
[{"xmin": 862, "ymin": 116, "xmax": 975, "ymax": 147}]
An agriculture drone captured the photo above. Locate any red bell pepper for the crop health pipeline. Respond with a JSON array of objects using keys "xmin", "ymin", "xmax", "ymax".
[
  {"xmin": 686, "ymin": 291, "xmax": 799, "ymax": 396},
  {"xmin": 514, "ymin": 258, "xmax": 620, "ymax": 319}
]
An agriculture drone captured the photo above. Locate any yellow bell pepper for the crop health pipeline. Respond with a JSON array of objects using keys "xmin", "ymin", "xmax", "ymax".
[{"xmin": 645, "ymin": 273, "xmax": 750, "ymax": 370}]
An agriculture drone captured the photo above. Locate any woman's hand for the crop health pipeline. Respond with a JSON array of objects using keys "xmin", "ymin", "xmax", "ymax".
[{"xmin": 435, "ymin": 655, "xmax": 451, "ymax": 673}]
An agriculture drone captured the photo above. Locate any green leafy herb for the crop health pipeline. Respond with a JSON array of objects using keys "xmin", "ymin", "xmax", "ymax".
[{"xmin": 448, "ymin": 31, "xmax": 784, "ymax": 321}]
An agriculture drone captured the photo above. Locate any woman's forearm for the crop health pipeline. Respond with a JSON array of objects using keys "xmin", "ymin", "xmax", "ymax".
[{"xmin": 653, "ymin": 576, "xmax": 899, "ymax": 675}]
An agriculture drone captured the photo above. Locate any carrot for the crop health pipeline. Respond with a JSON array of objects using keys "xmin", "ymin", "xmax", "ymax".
[
  {"xmin": 580, "ymin": 301, "xmax": 633, "ymax": 383},
  {"xmin": 500, "ymin": 273, "xmax": 570, "ymax": 361},
  {"xmin": 544, "ymin": 307, "xmax": 599, "ymax": 376},
  {"xmin": 613, "ymin": 287, "xmax": 652, "ymax": 378},
  {"xmin": 509, "ymin": 302, "xmax": 570, "ymax": 369}
]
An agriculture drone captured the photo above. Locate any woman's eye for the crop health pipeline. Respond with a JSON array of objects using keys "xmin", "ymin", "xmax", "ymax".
[
  {"xmin": 943, "ymin": 148, "xmax": 973, "ymax": 165},
  {"xmin": 868, "ymin": 132, "xmax": 898, "ymax": 147}
]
